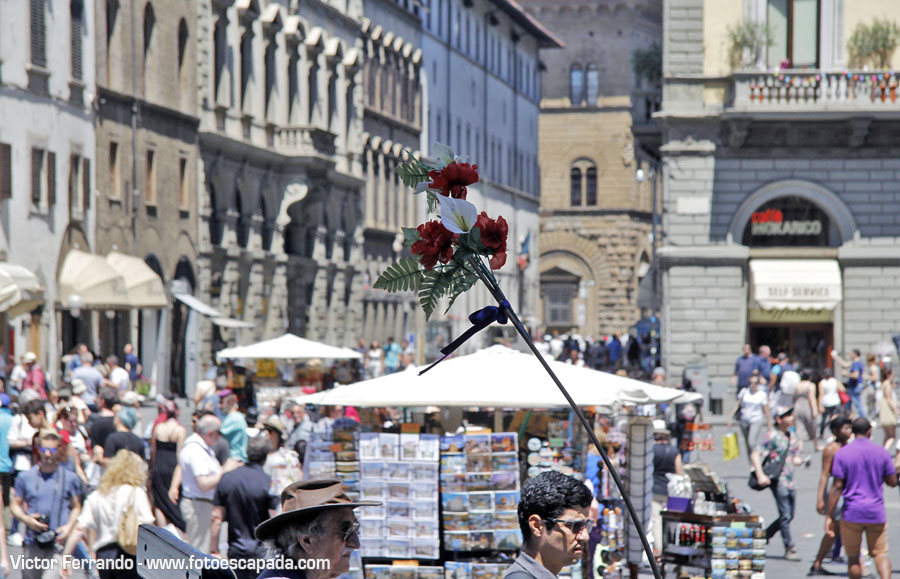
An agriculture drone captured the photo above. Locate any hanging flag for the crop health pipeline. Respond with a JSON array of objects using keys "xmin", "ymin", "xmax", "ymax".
[{"xmin": 518, "ymin": 230, "xmax": 531, "ymax": 271}]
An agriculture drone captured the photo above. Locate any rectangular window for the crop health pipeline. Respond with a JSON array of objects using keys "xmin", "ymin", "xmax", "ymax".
[
  {"xmin": 544, "ymin": 281, "xmax": 577, "ymax": 325},
  {"xmin": 145, "ymin": 150, "xmax": 157, "ymax": 205},
  {"xmin": 31, "ymin": 148, "xmax": 44, "ymax": 205},
  {"xmin": 82, "ymin": 157, "xmax": 91, "ymax": 209},
  {"xmin": 179, "ymin": 157, "xmax": 189, "ymax": 209},
  {"xmin": 47, "ymin": 152, "xmax": 56, "ymax": 206},
  {"xmin": 0, "ymin": 144, "xmax": 11, "ymax": 201},
  {"xmin": 31, "ymin": 0, "xmax": 47, "ymax": 68},
  {"xmin": 69, "ymin": 154, "xmax": 82, "ymax": 213},
  {"xmin": 71, "ymin": 0, "xmax": 84, "ymax": 80},
  {"xmin": 109, "ymin": 142, "xmax": 121, "ymax": 199},
  {"xmin": 767, "ymin": 0, "xmax": 819, "ymax": 68}
]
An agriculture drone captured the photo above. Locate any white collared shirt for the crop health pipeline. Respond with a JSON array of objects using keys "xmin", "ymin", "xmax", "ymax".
[{"xmin": 178, "ymin": 433, "xmax": 222, "ymax": 500}]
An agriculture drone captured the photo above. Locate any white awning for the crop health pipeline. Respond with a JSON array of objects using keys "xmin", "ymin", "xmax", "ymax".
[
  {"xmin": 173, "ymin": 293, "xmax": 255, "ymax": 328},
  {"xmin": 0, "ymin": 263, "xmax": 44, "ymax": 317},
  {"xmin": 173, "ymin": 293, "xmax": 223, "ymax": 317},
  {"xmin": 105, "ymin": 252, "xmax": 168, "ymax": 308},
  {"xmin": 58, "ymin": 250, "xmax": 131, "ymax": 309},
  {"xmin": 749, "ymin": 259, "xmax": 842, "ymax": 311}
]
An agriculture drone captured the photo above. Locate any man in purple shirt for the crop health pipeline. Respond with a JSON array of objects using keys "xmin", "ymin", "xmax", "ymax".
[
  {"xmin": 732, "ymin": 344, "xmax": 758, "ymax": 396},
  {"xmin": 825, "ymin": 417, "xmax": 898, "ymax": 579}
]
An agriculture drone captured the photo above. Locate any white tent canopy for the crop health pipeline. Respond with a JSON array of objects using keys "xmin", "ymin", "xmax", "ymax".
[
  {"xmin": 106, "ymin": 252, "xmax": 168, "ymax": 308},
  {"xmin": 216, "ymin": 333, "xmax": 362, "ymax": 361},
  {"xmin": 0, "ymin": 263, "xmax": 43, "ymax": 317},
  {"xmin": 296, "ymin": 345, "xmax": 700, "ymax": 408},
  {"xmin": 58, "ymin": 249, "xmax": 131, "ymax": 309}
]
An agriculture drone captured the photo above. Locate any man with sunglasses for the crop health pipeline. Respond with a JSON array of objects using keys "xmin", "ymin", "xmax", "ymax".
[
  {"xmin": 506, "ymin": 471, "xmax": 593, "ymax": 578},
  {"xmin": 255, "ymin": 479, "xmax": 381, "ymax": 579}
]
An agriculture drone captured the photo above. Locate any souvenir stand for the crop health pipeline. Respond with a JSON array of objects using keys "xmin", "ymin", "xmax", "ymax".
[{"xmin": 659, "ymin": 464, "xmax": 764, "ymax": 579}]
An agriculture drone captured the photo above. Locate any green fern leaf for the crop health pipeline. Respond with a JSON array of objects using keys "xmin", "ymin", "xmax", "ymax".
[
  {"xmin": 373, "ymin": 257, "xmax": 425, "ymax": 293},
  {"xmin": 396, "ymin": 157, "xmax": 432, "ymax": 189},
  {"xmin": 445, "ymin": 270, "xmax": 479, "ymax": 314},
  {"xmin": 426, "ymin": 191, "xmax": 439, "ymax": 215},
  {"xmin": 418, "ymin": 265, "xmax": 458, "ymax": 320}
]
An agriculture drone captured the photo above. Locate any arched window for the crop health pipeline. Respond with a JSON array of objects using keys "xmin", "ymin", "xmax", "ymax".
[
  {"xmin": 586, "ymin": 63, "xmax": 599, "ymax": 104},
  {"xmin": 585, "ymin": 167, "xmax": 597, "ymax": 205},
  {"xmin": 570, "ymin": 167, "xmax": 582, "ymax": 206},
  {"xmin": 569, "ymin": 64, "xmax": 583, "ymax": 105}
]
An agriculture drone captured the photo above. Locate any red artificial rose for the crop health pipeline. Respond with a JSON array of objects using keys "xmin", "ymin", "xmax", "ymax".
[
  {"xmin": 427, "ymin": 162, "xmax": 479, "ymax": 199},
  {"xmin": 474, "ymin": 212, "xmax": 508, "ymax": 270},
  {"xmin": 411, "ymin": 220, "xmax": 456, "ymax": 270}
]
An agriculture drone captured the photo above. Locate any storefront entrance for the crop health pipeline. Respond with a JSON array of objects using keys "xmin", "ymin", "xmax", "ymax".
[{"xmin": 750, "ymin": 323, "xmax": 832, "ymax": 374}]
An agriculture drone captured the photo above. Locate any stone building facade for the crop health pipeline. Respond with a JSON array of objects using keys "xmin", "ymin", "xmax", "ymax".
[
  {"xmin": 0, "ymin": 0, "xmax": 96, "ymax": 377},
  {"xmin": 94, "ymin": 0, "xmax": 199, "ymax": 393},
  {"xmin": 660, "ymin": 0, "xmax": 900, "ymax": 409},
  {"xmin": 520, "ymin": 0, "xmax": 662, "ymax": 340},
  {"xmin": 418, "ymin": 0, "xmax": 560, "ymax": 357},
  {"xmin": 195, "ymin": 0, "xmax": 366, "ymax": 394},
  {"xmin": 358, "ymin": 0, "xmax": 423, "ymax": 346}
]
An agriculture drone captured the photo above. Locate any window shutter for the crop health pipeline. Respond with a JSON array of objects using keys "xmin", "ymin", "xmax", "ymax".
[
  {"xmin": 82, "ymin": 157, "xmax": 91, "ymax": 209},
  {"xmin": 31, "ymin": 149, "xmax": 43, "ymax": 204},
  {"xmin": 0, "ymin": 144, "xmax": 11, "ymax": 200},
  {"xmin": 31, "ymin": 0, "xmax": 47, "ymax": 68},
  {"xmin": 71, "ymin": 1, "xmax": 84, "ymax": 80},
  {"xmin": 47, "ymin": 151, "xmax": 56, "ymax": 206}
]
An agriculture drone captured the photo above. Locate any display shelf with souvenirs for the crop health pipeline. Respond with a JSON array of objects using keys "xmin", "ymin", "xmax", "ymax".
[
  {"xmin": 590, "ymin": 498, "xmax": 626, "ymax": 579},
  {"xmin": 508, "ymin": 411, "xmax": 588, "ymax": 481},
  {"xmin": 358, "ymin": 431, "xmax": 441, "ymax": 560},
  {"xmin": 439, "ymin": 433, "xmax": 523, "ymax": 554}
]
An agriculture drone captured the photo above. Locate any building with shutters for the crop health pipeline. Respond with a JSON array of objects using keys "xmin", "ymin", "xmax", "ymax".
[
  {"xmin": 89, "ymin": 0, "xmax": 200, "ymax": 396},
  {"xmin": 519, "ymin": 0, "xmax": 662, "ymax": 342},
  {"xmin": 659, "ymin": 0, "xmax": 900, "ymax": 410},
  {"xmin": 193, "ymin": 0, "xmax": 366, "ymax": 395},
  {"xmin": 0, "ymin": 0, "xmax": 97, "ymax": 376}
]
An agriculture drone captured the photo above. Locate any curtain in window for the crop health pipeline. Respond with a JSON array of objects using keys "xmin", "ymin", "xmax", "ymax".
[
  {"xmin": 586, "ymin": 64, "xmax": 599, "ymax": 104},
  {"xmin": 569, "ymin": 65, "xmax": 584, "ymax": 105}
]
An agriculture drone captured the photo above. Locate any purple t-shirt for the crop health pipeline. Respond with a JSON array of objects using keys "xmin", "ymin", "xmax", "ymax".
[{"xmin": 831, "ymin": 437, "xmax": 896, "ymax": 524}]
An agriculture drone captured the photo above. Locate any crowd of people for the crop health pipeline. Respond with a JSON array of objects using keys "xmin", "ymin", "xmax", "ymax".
[{"xmin": 723, "ymin": 343, "xmax": 900, "ymax": 578}]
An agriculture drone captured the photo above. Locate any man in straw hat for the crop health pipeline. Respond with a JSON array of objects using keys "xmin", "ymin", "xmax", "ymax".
[{"xmin": 254, "ymin": 479, "xmax": 381, "ymax": 579}]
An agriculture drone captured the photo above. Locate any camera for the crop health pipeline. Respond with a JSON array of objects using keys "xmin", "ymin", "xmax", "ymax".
[{"xmin": 34, "ymin": 514, "xmax": 56, "ymax": 549}]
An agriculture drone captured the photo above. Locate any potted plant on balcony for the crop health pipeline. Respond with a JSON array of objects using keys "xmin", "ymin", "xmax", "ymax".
[
  {"xmin": 632, "ymin": 43, "xmax": 662, "ymax": 88},
  {"xmin": 727, "ymin": 21, "xmax": 772, "ymax": 70},
  {"xmin": 848, "ymin": 18, "xmax": 900, "ymax": 69}
]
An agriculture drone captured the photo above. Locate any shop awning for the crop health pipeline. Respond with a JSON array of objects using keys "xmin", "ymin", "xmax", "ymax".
[
  {"xmin": 173, "ymin": 293, "xmax": 255, "ymax": 329},
  {"xmin": 58, "ymin": 250, "xmax": 131, "ymax": 309},
  {"xmin": 216, "ymin": 333, "xmax": 361, "ymax": 361},
  {"xmin": 105, "ymin": 252, "xmax": 168, "ymax": 308},
  {"xmin": 0, "ymin": 263, "xmax": 44, "ymax": 317},
  {"xmin": 749, "ymin": 259, "xmax": 842, "ymax": 311}
]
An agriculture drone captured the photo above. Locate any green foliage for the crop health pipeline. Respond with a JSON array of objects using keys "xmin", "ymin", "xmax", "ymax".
[
  {"xmin": 396, "ymin": 155, "xmax": 432, "ymax": 189},
  {"xmin": 848, "ymin": 19, "xmax": 900, "ymax": 69},
  {"xmin": 632, "ymin": 43, "xmax": 662, "ymax": 87},
  {"xmin": 445, "ymin": 270, "xmax": 478, "ymax": 313},
  {"xmin": 372, "ymin": 257, "xmax": 425, "ymax": 293},
  {"xmin": 401, "ymin": 227, "xmax": 420, "ymax": 248},
  {"xmin": 727, "ymin": 22, "xmax": 773, "ymax": 69},
  {"xmin": 426, "ymin": 191, "xmax": 439, "ymax": 215},
  {"xmin": 417, "ymin": 264, "xmax": 479, "ymax": 320}
]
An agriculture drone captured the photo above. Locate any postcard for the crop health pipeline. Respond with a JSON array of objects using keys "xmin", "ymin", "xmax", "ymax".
[
  {"xmin": 387, "ymin": 500, "xmax": 411, "ymax": 519},
  {"xmin": 443, "ymin": 532, "xmax": 469, "ymax": 552},
  {"xmin": 469, "ymin": 512, "xmax": 494, "ymax": 530},
  {"xmin": 494, "ymin": 511, "xmax": 519, "ymax": 530},
  {"xmin": 411, "ymin": 481, "xmax": 437, "ymax": 501},
  {"xmin": 414, "ymin": 519, "xmax": 439, "ymax": 537},
  {"xmin": 413, "ymin": 500, "xmax": 438, "ymax": 520},
  {"xmin": 441, "ymin": 454, "xmax": 467, "ymax": 474},
  {"xmin": 468, "ymin": 531, "xmax": 493, "ymax": 551},
  {"xmin": 491, "ymin": 471, "xmax": 519, "ymax": 491},
  {"xmin": 360, "ymin": 539, "xmax": 385, "ymax": 559},
  {"xmin": 359, "ymin": 520, "xmax": 383, "ymax": 538},
  {"xmin": 360, "ymin": 480, "xmax": 385, "ymax": 501},
  {"xmin": 364, "ymin": 564, "xmax": 390, "ymax": 579},
  {"xmin": 465, "ymin": 434, "xmax": 491, "ymax": 455},
  {"xmin": 493, "ymin": 491, "xmax": 520, "ymax": 511},
  {"xmin": 386, "ymin": 461, "xmax": 411, "ymax": 481},
  {"xmin": 358, "ymin": 503, "xmax": 385, "ymax": 519},
  {"xmin": 471, "ymin": 564, "xmax": 503, "ymax": 579},
  {"xmin": 336, "ymin": 450, "xmax": 359, "ymax": 462},
  {"xmin": 359, "ymin": 461, "xmax": 384, "ymax": 480},
  {"xmin": 466, "ymin": 473, "xmax": 494, "ymax": 492},
  {"xmin": 380, "ymin": 433, "xmax": 400, "ymax": 461},
  {"xmin": 491, "ymin": 454, "xmax": 519, "ymax": 472},
  {"xmin": 359, "ymin": 432, "xmax": 381, "ymax": 460},
  {"xmin": 387, "ymin": 482, "xmax": 411, "ymax": 500},
  {"xmin": 441, "ymin": 435, "xmax": 465, "ymax": 454},
  {"xmin": 441, "ymin": 492, "xmax": 469, "ymax": 513},
  {"xmin": 417, "ymin": 567, "xmax": 444, "ymax": 579},
  {"xmin": 492, "ymin": 433, "xmax": 517, "ymax": 453},
  {"xmin": 387, "ymin": 519, "xmax": 411, "ymax": 538},
  {"xmin": 468, "ymin": 491, "xmax": 493, "ymax": 511},
  {"xmin": 466, "ymin": 454, "xmax": 493, "ymax": 473},
  {"xmin": 412, "ymin": 539, "xmax": 440, "ymax": 560},
  {"xmin": 401, "ymin": 433, "xmax": 419, "ymax": 461},
  {"xmin": 386, "ymin": 538, "xmax": 410, "ymax": 558},
  {"xmin": 390, "ymin": 567, "xmax": 416, "ymax": 579},
  {"xmin": 444, "ymin": 562, "xmax": 471, "ymax": 579},
  {"xmin": 442, "ymin": 512, "xmax": 470, "ymax": 532},
  {"xmin": 412, "ymin": 462, "xmax": 438, "ymax": 481},
  {"xmin": 417, "ymin": 434, "xmax": 441, "ymax": 461},
  {"xmin": 440, "ymin": 473, "xmax": 467, "ymax": 492}
]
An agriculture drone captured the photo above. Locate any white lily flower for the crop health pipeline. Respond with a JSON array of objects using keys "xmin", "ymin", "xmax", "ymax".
[
  {"xmin": 413, "ymin": 181, "xmax": 436, "ymax": 195},
  {"xmin": 432, "ymin": 143, "xmax": 457, "ymax": 167},
  {"xmin": 438, "ymin": 194, "xmax": 478, "ymax": 234}
]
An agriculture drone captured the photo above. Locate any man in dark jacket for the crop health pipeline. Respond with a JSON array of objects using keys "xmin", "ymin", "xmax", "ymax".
[{"xmin": 504, "ymin": 471, "xmax": 592, "ymax": 578}]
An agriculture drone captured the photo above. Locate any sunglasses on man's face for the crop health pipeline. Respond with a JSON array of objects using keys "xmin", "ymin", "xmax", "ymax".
[
  {"xmin": 546, "ymin": 518, "xmax": 593, "ymax": 535},
  {"xmin": 39, "ymin": 446, "xmax": 58, "ymax": 455},
  {"xmin": 337, "ymin": 521, "xmax": 360, "ymax": 543}
]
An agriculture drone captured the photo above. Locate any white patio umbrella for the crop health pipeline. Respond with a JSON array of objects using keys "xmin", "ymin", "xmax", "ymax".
[
  {"xmin": 296, "ymin": 345, "xmax": 699, "ymax": 408},
  {"xmin": 215, "ymin": 333, "xmax": 363, "ymax": 361}
]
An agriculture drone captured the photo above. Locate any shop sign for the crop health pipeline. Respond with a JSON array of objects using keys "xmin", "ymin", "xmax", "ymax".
[
  {"xmin": 256, "ymin": 358, "xmax": 278, "ymax": 378},
  {"xmin": 748, "ymin": 308, "xmax": 834, "ymax": 323},
  {"xmin": 743, "ymin": 196, "xmax": 831, "ymax": 247}
]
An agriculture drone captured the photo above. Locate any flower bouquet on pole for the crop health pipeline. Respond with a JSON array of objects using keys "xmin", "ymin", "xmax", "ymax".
[{"xmin": 373, "ymin": 144, "xmax": 661, "ymax": 579}]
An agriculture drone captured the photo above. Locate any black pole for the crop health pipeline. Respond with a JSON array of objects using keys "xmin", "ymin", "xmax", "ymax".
[{"xmin": 467, "ymin": 257, "xmax": 662, "ymax": 579}]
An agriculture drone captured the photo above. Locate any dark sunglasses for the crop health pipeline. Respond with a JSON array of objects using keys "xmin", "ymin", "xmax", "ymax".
[
  {"xmin": 546, "ymin": 518, "xmax": 593, "ymax": 535},
  {"xmin": 338, "ymin": 521, "xmax": 360, "ymax": 542},
  {"xmin": 39, "ymin": 446, "xmax": 58, "ymax": 455}
]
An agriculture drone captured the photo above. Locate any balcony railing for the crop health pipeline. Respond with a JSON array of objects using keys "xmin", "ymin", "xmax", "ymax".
[
  {"xmin": 730, "ymin": 70, "xmax": 899, "ymax": 110},
  {"xmin": 274, "ymin": 126, "xmax": 338, "ymax": 158}
]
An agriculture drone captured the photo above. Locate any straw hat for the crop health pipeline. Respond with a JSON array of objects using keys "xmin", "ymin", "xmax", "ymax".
[{"xmin": 255, "ymin": 479, "xmax": 381, "ymax": 541}]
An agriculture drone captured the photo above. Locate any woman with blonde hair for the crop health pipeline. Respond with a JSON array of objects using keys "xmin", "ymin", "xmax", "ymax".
[{"xmin": 60, "ymin": 450, "xmax": 155, "ymax": 579}]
